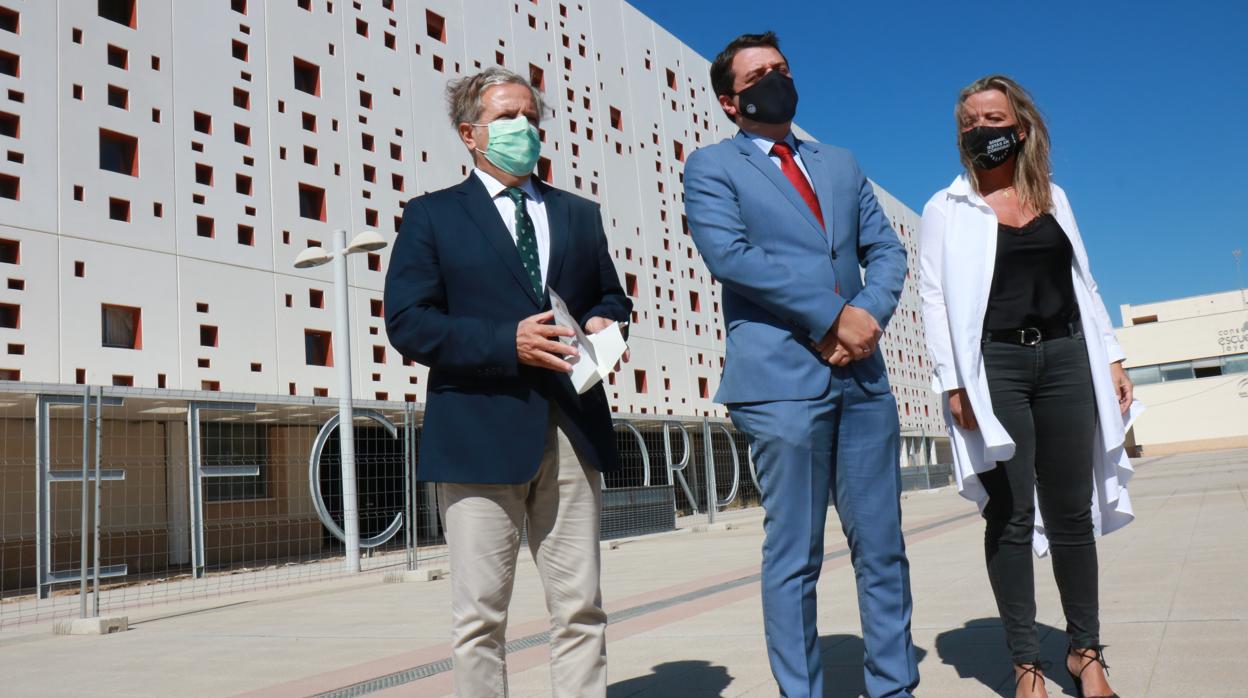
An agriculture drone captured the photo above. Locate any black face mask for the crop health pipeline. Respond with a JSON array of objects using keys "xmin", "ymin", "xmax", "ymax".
[
  {"xmin": 734, "ymin": 70, "xmax": 798, "ymax": 125},
  {"xmin": 961, "ymin": 125, "xmax": 1022, "ymax": 170}
]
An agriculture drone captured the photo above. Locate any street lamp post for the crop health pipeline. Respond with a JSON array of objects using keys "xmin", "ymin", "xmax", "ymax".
[{"xmin": 295, "ymin": 228, "xmax": 388, "ymax": 573}]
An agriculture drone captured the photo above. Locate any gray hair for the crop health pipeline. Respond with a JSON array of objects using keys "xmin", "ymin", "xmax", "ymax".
[{"xmin": 445, "ymin": 67, "xmax": 546, "ymax": 127}]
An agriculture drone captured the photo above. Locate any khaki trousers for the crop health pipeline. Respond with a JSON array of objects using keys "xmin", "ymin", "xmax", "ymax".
[{"xmin": 438, "ymin": 415, "xmax": 606, "ymax": 697}]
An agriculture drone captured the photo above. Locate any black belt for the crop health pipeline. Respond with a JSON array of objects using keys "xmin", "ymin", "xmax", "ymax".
[{"xmin": 983, "ymin": 321, "xmax": 1078, "ymax": 346}]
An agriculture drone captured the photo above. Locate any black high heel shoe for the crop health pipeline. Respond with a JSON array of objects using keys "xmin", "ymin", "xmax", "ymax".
[
  {"xmin": 1067, "ymin": 646, "xmax": 1118, "ymax": 698},
  {"xmin": 1015, "ymin": 662, "xmax": 1049, "ymax": 696}
]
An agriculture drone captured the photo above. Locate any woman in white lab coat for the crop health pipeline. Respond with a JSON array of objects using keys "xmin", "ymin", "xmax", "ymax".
[{"xmin": 918, "ymin": 75, "xmax": 1140, "ymax": 698}]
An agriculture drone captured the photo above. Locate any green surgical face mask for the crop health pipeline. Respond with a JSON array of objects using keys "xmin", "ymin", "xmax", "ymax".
[{"xmin": 473, "ymin": 115, "xmax": 541, "ymax": 176}]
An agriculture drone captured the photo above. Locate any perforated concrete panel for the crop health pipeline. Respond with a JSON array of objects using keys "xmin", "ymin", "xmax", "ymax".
[{"xmin": 0, "ymin": 0, "xmax": 938, "ymax": 428}]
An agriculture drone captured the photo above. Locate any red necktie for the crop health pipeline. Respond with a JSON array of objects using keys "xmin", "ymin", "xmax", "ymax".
[
  {"xmin": 771, "ymin": 141, "xmax": 824, "ymax": 229},
  {"xmin": 772, "ymin": 141, "xmax": 837, "ymax": 294}
]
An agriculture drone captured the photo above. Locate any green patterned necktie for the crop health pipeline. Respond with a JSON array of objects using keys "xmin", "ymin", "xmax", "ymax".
[{"xmin": 504, "ymin": 186, "xmax": 544, "ymax": 297}]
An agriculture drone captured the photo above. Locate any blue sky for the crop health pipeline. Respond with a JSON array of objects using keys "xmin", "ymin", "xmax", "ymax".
[{"xmin": 630, "ymin": 0, "xmax": 1248, "ymax": 325}]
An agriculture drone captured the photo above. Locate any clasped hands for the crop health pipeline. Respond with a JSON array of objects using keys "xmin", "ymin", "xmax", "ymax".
[
  {"xmin": 516, "ymin": 311, "xmax": 629, "ymax": 373},
  {"xmin": 813, "ymin": 305, "xmax": 881, "ymax": 367}
]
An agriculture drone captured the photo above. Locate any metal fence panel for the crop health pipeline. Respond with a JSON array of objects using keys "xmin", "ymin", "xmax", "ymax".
[{"xmin": 0, "ymin": 385, "xmax": 926, "ymax": 628}]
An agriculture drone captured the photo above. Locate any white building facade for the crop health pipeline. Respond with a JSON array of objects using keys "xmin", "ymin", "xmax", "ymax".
[{"xmin": 0, "ymin": 0, "xmax": 941, "ymax": 442}]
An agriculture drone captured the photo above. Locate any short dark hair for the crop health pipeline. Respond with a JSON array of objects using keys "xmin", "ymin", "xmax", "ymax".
[{"xmin": 709, "ymin": 31, "xmax": 784, "ymax": 99}]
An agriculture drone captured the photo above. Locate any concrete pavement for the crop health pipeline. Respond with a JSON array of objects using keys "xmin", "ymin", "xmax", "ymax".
[{"xmin": 1, "ymin": 448, "xmax": 1244, "ymax": 697}]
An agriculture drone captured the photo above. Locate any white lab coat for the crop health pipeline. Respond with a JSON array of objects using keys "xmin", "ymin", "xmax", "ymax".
[{"xmin": 918, "ymin": 174, "xmax": 1143, "ymax": 556}]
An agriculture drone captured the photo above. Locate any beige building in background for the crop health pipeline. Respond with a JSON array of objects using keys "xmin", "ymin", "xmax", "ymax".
[{"xmin": 1117, "ymin": 289, "xmax": 1248, "ymax": 454}]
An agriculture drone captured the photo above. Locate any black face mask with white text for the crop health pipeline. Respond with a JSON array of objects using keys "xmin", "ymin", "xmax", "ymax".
[
  {"xmin": 961, "ymin": 125, "xmax": 1021, "ymax": 170},
  {"xmin": 734, "ymin": 71, "xmax": 799, "ymax": 125}
]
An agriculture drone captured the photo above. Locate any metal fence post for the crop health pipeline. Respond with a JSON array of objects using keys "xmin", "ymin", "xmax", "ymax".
[
  {"xmin": 421, "ymin": 486, "xmax": 439, "ymax": 563},
  {"xmin": 186, "ymin": 402, "xmax": 204, "ymax": 578},
  {"xmin": 35, "ymin": 394, "xmax": 49, "ymax": 599},
  {"xmin": 417, "ymin": 405, "xmax": 440, "ymax": 561},
  {"xmin": 78, "ymin": 386, "xmax": 90, "ymax": 618},
  {"xmin": 404, "ymin": 403, "xmax": 416, "ymax": 571},
  {"xmin": 921, "ymin": 430, "xmax": 931, "ymax": 490},
  {"xmin": 92, "ymin": 387, "xmax": 103, "ymax": 618},
  {"xmin": 702, "ymin": 417, "xmax": 717, "ymax": 525}
]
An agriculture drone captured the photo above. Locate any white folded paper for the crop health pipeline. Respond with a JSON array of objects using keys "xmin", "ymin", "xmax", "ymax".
[{"xmin": 549, "ymin": 289, "xmax": 629, "ymax": 394}]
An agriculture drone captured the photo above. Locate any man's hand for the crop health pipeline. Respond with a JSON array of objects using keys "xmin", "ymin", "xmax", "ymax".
[
  {"xmin": 814, "ymin": 305, "xmax": 881, "ymax": 363},
  {"xmin": 813, "ymin": 336, "xmax": 853, "ymax": 366},
  {"xmin": 1110, "ymin": 361, "xmax": 1134, "ymax": 415},
  {"xmin": 947, "ymin": 388, "xmax": 978, "ymax": 430},
  {"xmin": 584, "ymin": 316, "xmax": 614, "ymax": 335},
  {"xmin": 517, "ymin": 310, "xmax": 577, "ymax": 373},
  {"xmin": 835, "ymin": 305, "xmax": 882, "ymax": 359},
  {"xmin": 585, "ymin": 316, "xmax": 630, "ymax": 367}
]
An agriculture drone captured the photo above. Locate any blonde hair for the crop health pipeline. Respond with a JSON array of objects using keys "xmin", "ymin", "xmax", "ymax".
[{"xmin": 955, "ymin": 75, "xmax": 1053, "ymax": 214}]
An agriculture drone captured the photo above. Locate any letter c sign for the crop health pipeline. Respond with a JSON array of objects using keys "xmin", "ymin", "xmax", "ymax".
[{"xmin": 307, "ymin": 409, "xmax": 405, "ymax": 548}]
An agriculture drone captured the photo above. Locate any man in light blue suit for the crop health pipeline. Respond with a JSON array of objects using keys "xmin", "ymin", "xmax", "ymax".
[{"xmin": 684, "ymin": 32, "xmax": 918, "ymax": 698}]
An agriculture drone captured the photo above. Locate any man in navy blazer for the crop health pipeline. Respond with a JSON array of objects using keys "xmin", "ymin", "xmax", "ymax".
[
  {"xmin": 384, "ymin": 67, "xmax": 630, "ymax": 697},
  {"xmin": 685, "ymin": 33, "xmax": 918, "ymax": 697}
]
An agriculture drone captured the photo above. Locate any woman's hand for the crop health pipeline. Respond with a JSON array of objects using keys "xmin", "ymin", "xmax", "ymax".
[
  {"xmin": 947, "ymin": 388, "xmax": 978, "ymax": 430},
  {"xmin": 1110, "ymin": 361, "xmax": 1133, "ymax": 415}
]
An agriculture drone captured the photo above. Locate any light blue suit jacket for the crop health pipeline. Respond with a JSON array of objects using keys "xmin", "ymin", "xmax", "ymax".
[{"xmin": 684, "ymin": 131, "xmax": 907, "ymax": 404}]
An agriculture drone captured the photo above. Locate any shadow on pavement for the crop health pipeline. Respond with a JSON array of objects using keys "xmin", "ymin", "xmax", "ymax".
[
  {"xmin": 820, "ymin": 634, "xmax": 929, "ymax": 697},
  {"xmin": 935, "ymin": 617, "xmax": 1071, "ymax": 697},
  {"xmin": 608, "ymin": 659, "xmax": 734, "ymax": 697}
]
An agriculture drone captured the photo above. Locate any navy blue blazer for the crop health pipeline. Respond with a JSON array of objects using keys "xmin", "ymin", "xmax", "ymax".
[{"xmin": 384, "ymin": 174, "xmax": 632, "ymax": 484}]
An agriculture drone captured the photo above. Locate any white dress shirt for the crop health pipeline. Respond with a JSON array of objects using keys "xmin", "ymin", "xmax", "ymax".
[
  {"xmin": 474, "ymin": 168, "xmax": 551, "ymax": 286},
  {"xmin": 744, "ymin": 130, "xmax": 813, "ymax": 187}
]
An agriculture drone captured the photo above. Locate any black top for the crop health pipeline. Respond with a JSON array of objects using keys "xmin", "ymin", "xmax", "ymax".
[{"xmin": 983, "ymin": 213, "xmax": 1080, "ymax": 331}]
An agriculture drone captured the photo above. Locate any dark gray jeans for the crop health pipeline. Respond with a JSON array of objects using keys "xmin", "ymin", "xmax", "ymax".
[{"xmin": 979, "ymin": 333, "xmax": 1099, "ymax": 665}]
